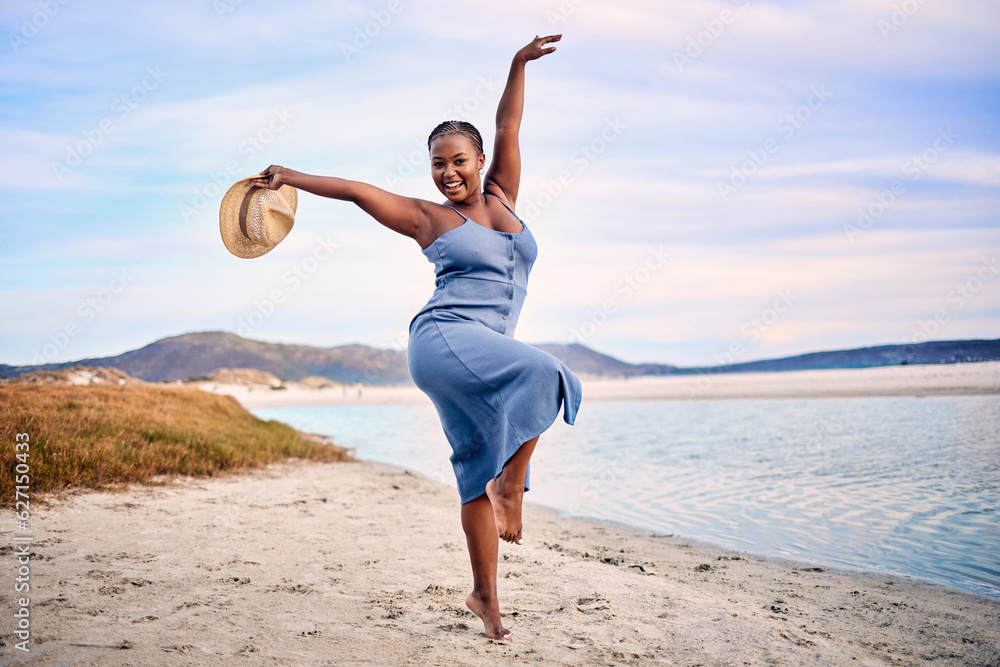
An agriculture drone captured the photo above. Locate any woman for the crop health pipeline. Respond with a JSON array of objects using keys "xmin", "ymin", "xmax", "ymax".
[{"xmin": 251, "ymin": 34, "xmax": 581, "ymax": 641}]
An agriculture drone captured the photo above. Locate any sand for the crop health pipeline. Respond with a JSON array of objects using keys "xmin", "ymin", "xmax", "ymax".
[
  {"xmin": 194, "ymin": 361, "xmax": 1000, "ymax": 409},
  {"xmin": 10, "ymin": 457, "xmax": 1000, "ymax": 666},
  {"xmin": 8, "ymin": 363, "xmax": 999, "ymax": 664}
]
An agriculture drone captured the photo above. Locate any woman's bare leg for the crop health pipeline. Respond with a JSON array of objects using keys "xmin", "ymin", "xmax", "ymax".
[
  {"xmin": 485, "ymin": 435, "xmax": 539, "ymax": 544},
  {"xmin": 461, "ymin": 495, "xmax": 511, "ymax": 640}
]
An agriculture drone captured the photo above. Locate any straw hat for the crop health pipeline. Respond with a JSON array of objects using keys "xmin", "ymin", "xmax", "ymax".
[{"xmin": 219, "ymin": 176, "xmax": 298, "ymax": 258}]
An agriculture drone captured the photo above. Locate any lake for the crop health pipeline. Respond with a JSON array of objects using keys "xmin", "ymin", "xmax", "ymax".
[{"xmin": 253, "ymin": 394, "xmax": 1000, "ymax": 598}]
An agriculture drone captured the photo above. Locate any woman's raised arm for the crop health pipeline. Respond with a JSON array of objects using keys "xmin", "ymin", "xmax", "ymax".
[
  {"xmin": 252, "ymin": 165, "xmax": 431, "ymax": 242},
  {"xmin": 484, "ymin": 34, "xmax": 561, "ymax": 208}
]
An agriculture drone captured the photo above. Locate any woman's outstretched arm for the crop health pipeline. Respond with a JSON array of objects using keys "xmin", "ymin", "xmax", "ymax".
[
  {"xmin": 252, "ymin": 166, "xmax": 431, "ymax": 242},
  {"xmin": 484, "ymin": 34, "xmax": 561, "ymax": 208}
]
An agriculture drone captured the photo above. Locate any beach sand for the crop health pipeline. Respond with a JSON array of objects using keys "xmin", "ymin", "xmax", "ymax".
[
  {"xmin": 196, "ymin": 361, "xmax": 1000, "ymax": 409},
  {"xmin": 13, "ymin": 457, "xmax": 1000, "ymax": 666}
]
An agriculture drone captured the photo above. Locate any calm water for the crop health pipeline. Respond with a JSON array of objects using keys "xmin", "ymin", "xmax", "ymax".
[{"xmin": 254, "ymin": 395, "xmax": 1000, "ymax": 598}]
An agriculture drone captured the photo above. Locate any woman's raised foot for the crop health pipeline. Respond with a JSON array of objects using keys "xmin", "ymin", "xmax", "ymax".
[{"xmin": 485, "ymin": 475, "xmax": 524, "ymax": 544}]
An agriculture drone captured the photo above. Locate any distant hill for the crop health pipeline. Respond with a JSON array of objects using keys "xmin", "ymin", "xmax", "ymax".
[
  {"xmin": 532, "ymin": 343, "xmax": 675, "ymax": 377},
  {"xmin": 1, "ymin": 332, "xmax": 997, "ymax": 384},
  {"xmin": 672, "ymin": 339, "xmax": 1000, "ymax": 375}
]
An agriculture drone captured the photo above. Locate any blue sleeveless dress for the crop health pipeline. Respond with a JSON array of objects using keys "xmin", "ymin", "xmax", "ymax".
[{"xmin": 407, "ymin": 193, "xmax": 582, "ymax": 504}]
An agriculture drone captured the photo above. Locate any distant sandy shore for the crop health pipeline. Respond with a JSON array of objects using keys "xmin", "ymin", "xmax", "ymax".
[
  {"xmin": 195, "ymin": 361, "xmax": 1000, "ymax": 409},
  {"xmin": 19, "ymin": 457, "xmax": 1000, "ymax": 665}
]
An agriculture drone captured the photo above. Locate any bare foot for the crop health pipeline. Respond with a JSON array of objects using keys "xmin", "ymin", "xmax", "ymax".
[
  {"xmin": 466, "ymin": 591, "xmax": 511, "ymax": 640},
  {"xmin": 485, "ymin": 475, "xmax": 523, "ymax": 544}
]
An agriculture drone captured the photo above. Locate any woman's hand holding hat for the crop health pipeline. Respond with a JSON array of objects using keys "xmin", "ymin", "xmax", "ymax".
[{"xmin": 251, "ymin": 165, "xmax": 287, "ymax": 191}]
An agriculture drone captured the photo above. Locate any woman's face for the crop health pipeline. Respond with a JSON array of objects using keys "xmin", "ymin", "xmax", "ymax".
[{"xmin": 430, "ymin": 133, "xmax": 485, "ymax": 202}]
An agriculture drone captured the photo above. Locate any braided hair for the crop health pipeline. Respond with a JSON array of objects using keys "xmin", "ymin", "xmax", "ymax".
[{"xmin": 427, "ymin": 120, "xmax": 484, "ymax": 156}]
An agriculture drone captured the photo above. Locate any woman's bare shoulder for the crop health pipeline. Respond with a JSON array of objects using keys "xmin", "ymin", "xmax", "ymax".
[
  {"xmin": 483, "ymin": 182, "xmax": 516, "ymax": 209},
  {"xmin": 415, "ymin": 200, "xmax": 467, "ymax": 249}
]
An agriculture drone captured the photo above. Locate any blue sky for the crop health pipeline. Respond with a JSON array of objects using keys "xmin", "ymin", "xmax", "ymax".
[{"xmin": 2, "ymin": 0, "xmax": 998, "ymax": 368}]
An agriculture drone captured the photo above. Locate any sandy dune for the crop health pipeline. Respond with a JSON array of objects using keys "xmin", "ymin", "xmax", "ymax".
[{"xmin": 196, "ymin": 361, "xmax": 1000, "ymax": 409}]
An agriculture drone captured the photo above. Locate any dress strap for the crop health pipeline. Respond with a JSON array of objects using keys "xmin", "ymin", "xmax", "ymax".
[
  {"xmin": 445, "ymin": 205, "xmax": 470, "ymax": 222},
  {"xmin": 487, "ymin": 192, "xmax": 525, "ymax": 224}
]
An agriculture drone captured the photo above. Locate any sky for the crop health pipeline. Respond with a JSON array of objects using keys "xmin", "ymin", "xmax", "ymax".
[{"xmin": 1, "ymin": 0, "xmax": 998, "ymax": 369}]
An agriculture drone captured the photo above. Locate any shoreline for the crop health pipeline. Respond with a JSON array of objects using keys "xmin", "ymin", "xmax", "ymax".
[
  {"xmin": 14, "ymin": 457, "xmax": 1000, "ymax": 665},
  {"xmin": 194, "ymin": 361, "xmax": 1000, "ymax": 409}
]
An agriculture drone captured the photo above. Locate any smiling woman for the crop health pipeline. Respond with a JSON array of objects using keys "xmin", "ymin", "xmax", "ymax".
[{"xmin": 247, "ymin": 34, "xmax": 581, "ymax": 642}]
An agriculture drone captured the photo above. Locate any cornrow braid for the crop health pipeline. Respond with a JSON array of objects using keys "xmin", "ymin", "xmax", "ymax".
[{"xmin": 428, "ymin": 120, "xmax": 484, "ymax": 156}]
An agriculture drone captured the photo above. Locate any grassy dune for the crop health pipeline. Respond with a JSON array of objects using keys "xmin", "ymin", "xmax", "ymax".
[{"xmin": 0, "ymin": 382, "xmax": 351, "ymax": 506}]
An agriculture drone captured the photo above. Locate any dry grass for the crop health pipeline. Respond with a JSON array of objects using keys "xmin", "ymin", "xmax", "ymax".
[{"xmin": 0, "ymin": 383, "xmax": 352, "ymax": 507}]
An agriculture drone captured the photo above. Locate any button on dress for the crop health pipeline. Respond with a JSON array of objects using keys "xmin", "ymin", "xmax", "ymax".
[{"xmin": 407, "ymin": 193, "xmax": 582, "ymax": 504}]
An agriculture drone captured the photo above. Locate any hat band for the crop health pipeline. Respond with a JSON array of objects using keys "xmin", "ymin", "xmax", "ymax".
[{"xmin": 238, "ymin": 186, "xmax": 257, "ymax": 241}]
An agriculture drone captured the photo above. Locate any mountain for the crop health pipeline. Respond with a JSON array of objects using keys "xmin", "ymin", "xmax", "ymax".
[
  {"xmin": 1, "ymin": 332, "xmax": 997, "ymax": 384},
  {"xmin": 0, "ymin": 332, "xmax": 412, "ymax": 384},
  {"xmin": 0, "ymin": 332, "xmax": 675, "ymax": 384}
]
